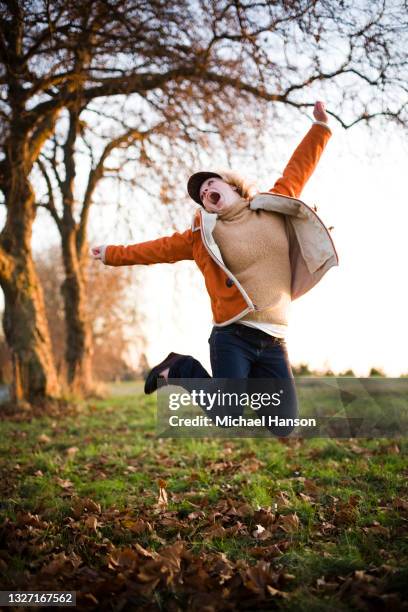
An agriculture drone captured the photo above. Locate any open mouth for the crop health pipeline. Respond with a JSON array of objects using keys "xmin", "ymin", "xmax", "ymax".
[{"xmin": 208, "ymin": 191, "xmax": 220, "ymax": 205}]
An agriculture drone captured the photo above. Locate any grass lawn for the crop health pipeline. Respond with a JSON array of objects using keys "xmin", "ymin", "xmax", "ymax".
[{"xmin": 0, "ymin": 382, "xmax": 407, "ymax": 611}]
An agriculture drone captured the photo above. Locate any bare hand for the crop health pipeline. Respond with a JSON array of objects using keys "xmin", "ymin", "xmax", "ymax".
[
  {"xmin": 313, "ymin": 101, "xmax": 329, "ymax": 123},
  {"xmin": 90, "ymin": 245, "xmax": 105, "ymax": 261}
]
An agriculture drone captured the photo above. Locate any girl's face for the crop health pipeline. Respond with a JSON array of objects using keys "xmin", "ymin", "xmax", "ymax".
[{"xmin": 199, "ymin": 178, "xmax": 241, "ymax": 213}]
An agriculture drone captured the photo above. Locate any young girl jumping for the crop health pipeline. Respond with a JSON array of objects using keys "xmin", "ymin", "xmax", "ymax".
[{"xmin": 91, "ymin": 101, "xmax": 337, "ymax": 428}]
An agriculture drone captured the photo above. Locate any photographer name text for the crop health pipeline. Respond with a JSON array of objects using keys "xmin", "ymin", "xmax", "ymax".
[{"xmin": 168, "ymin": 415, "xmax": 317, "ymax": 428}]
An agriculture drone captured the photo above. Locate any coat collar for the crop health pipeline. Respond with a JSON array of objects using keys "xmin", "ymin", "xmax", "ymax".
[
  {"xmin": 191, "ymin": 191, "xmax": 306, "ymax": 231},
  {"xmin": 191, "ymin": 191, "xmax": 338, "ymax": 300}
]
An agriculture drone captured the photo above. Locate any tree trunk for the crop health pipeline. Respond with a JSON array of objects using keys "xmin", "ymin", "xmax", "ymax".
[
  {"xmin": 61, "ymin": 232, "xmax": 94, "ymax": 394},
  {"xmin": 2, "ymin": 256, "xmax": 61, "ymax": 403},
  {"xmin": 0, "ymin": 156, "xmax": 60, "ymax": 404}
]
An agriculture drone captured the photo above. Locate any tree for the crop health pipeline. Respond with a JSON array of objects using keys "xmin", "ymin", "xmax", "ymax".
[
  {"xmin": 293, "ymin": 363, "xmax": 314, "ymax": 376},
  {"xmin": 0, "ymin": 0, "xmax": 407, "ymax": 403},
  {"xmin": 369, "ymin": 367, "xmax": 386, "ymax": 377},
  {"xmin": 35, "ymin": 245, "xmax": 147, "ymax": 386},
  {"xmin": 35, "ymin": 111, "xmax": 163, "ymax": 393}
]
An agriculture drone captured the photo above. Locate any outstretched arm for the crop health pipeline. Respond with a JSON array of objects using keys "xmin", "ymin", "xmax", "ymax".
[
  {"xmin": 270, "ymin": 101, "xmax": 332, "ymax": 199},
  {"xmin": 91, "ymin": 228, "xmax": 194, "ymax": 266}
]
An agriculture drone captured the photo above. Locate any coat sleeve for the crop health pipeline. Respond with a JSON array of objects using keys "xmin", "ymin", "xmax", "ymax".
[
  {"xmin": 104, "ymin": 228, "xmax": 194, "ymax": 266},
  {"xmin": 270, "ymin": 123, "xmax": 332, "ymax": 199}
]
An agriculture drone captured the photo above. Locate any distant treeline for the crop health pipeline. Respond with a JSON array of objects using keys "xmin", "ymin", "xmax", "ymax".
[{"xmin": 292, "ymin": 364, "xmax": 407, "ymax": 378}]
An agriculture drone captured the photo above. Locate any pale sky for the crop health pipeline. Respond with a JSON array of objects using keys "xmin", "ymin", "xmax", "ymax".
[{"xmin": 3, "ymin": 115, "xmax": 405, "ymax": 377}]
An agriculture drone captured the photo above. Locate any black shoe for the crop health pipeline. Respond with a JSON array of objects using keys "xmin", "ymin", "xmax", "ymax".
[{"xmin": 144, "ymin": 352, "xmax": 184, "ymax": 394}]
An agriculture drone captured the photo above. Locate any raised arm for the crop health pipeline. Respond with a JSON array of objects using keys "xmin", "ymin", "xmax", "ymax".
[
  {"xmin": 91, "ymin": 228, "xmax": 194, "ymax": 266},
  {"xmin": 270, "ymin": 101, "xmax": 332, "ymax": 199}
]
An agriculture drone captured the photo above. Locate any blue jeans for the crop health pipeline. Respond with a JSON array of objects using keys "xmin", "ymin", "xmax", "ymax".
[{"xmin": 168, "ymin": 324, "xmax": 298, "ymax": 436}]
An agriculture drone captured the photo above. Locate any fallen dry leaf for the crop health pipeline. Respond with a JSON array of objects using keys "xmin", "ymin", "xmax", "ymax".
[
  {"xmin": 249, "ymin": 544, "xmax": 284, "ymax": 558},
  {"xmin": 38, "ymin": 433, "xmax": 51, "ymax": 443},
  {"xmin": 70, "ymin": 497, "xmax": 101, "ymax": 518},
  {"xmin": 84, "ymin": 516, "xmax": 98, "ymax": 531},
  {"xmin": 253, "ymin": 524, "xmax": 265, "ymax": 537},
  {"xmin": 303, "ymin": 478, "xmax": 320, "ymax": 495},
  {"xmin": 274, "ymin": 491, "xmax": 291, "ymax": 509},
  {"xmin": 267, "ymin": 585, "xmax": 288, "ymax": 598},
  {"xmin": 242, "ymin": 561, "xmax": 281, "ymax": 598},
  {"xmin": 253, "ymin": 507, "xmax": 276, "ymax": 528},
  {"xmin": 156, "ymin": 479, "xmax": 168, "ymax": 511},
  {"xmin": 393, "ymin": 497, "xmax": 408, "ymax": 511},
  {"xmin": 40, "ymin": 551, "xmax": 82, "ymax": 576},
  {"xmin": 362, "ymin": 523, "xmax": 390, "ymax": 538},
  {"xmin": 122, "ymin": 518, "xmax": 152, "ymax": 534},
  {"xmin": 55, "ymin": 477, "xmax": 74, "ymax": 489},
  {"xmin": 279, "ymin": 513, "xmax": 300, "ymax": 533}
]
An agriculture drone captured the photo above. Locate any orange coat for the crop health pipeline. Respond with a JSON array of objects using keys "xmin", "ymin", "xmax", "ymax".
[{"xmin": 105, "ymin": 123, "xmax": 337, "ymax": 326}]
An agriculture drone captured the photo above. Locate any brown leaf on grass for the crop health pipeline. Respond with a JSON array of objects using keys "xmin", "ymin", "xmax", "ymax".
[
  {"xmin": 108, "ymin": 547, "xmax": 140, "ymax": 571},
  {"xmin": 122, "ymin": 518, "xmax": 152, "ymax": 534},
  {"xmin": 70, "ymin": 497, "xmax": 101, "ymax": 519},
  {"xmin": 84, "ymin": 516, "xmax": 98, "ymax": 531},
  {"xmin": 303, "ymin": 478, "xmax": 321, "ymax": 496},
  {"xmin": 277, "ymin": 437, "xmax": 302, "ymax": 448},
  {"xmin": 252, "ymin": 524, "xmax": 274, "ymax": 540},
  {"xmin": 316, "ymin": 576, "xmax": 340, "ymax": 591},
  {"xmin": 354, "ymin": 569, "xmax": 376, "ymax": 583},
  {"xmin": 161, "ymin": 515, "xmax": 186, "ymax": 530},
  {"xmin": 158, "ymin": 541, "xmax": 188, "ymax": 573},
  {"xmin": 279, "ymin": 572, "xmax": 296, "ymax": 585},
  {"xmin": 135, "ymin": 541, "xmax": 186, "ymax": 596},
  {"xmin": 319, "ymin": 521, "xmax": 337, "ymax": 535},
  {"xmin": 253, "ymin": 507, "xmax": 276, "ymax": 528},
  {"xmin": 393, "ymin": 497, "xmax": 408, "ymax": 511},
  {"xmin": 38, "ymin": 433, "xmax": 51, "ymax": 443},
  {"xmin": 171, "ymin": 491, "xmax": 201, "ymax": 503},
  {"xmin": 187, "ymin": 472, "xmax": 201, "ymax": 483},
  {"xmin": 348, "ymin": 442, "xmax": 370, "ymax": 455},
  {"xmin": 16, "ymin": 512, "xmax": 49, "ymax": 529},
  {"xmin": 240, "ymin": 458, "xmax": 266, "ymax": 473},
  {"xmin": 362, "ymin": 522, "xmax": 390, "ymax": 538},
  {"xmin": 40, "ymin": 551, "xmax": 82, "ymax": 576},
  {"xmin": 55, "ymin": 477, "xmax": 74, "ymax": 489},
  {"xmin": 206, "ymin": 498, "xmax": 247, "ymax": 525},
  {"xmin": 209, "ymin": 460, "xmax": 235, "ymax": 474},
  {"xmin": 266, "ymin": 585, "xmax": 289, "ymax": 598},
  {"xmin": 66, "ymin": 446, "xmax": 79, "ymax": 457},
  {"xmin": 347, "ymin": 494, "xmax": 362, "ymax": 507},
  {"xmin": 333, "ymin": 508, "xmax": 358, "ymax": 526},
  {"xmin": 83, "ymin": 593, "xmax": 98, "ymax": 604},
  {"xmin": 207, "ymin": 552, "xmax": 234, "ymax": 584},
  {"xmin": 235, "ymin": 502, "xmax": 254, "ymax": 518},
  {"xmin": 278, "ymin": 513, "xmax": 300, "ymax": 533},
  {"xmin": 249, "ymin": 544, "xmax": 285, "ymax": 559},
  {"xmin": 331, "ymin": 495, "xmax": 361, "ymax": 526},
  {"xmin": 274, "ymin": 491, "xmax": 291, "ymax": 509},
  {"xmin": 242, "ymin": 561, "xmax": 282, "ymax": 598},
  {"xmin": 187, "ymin": 510, "xmax": 206, "ymax": 521},
  {"xmin": 124, "ymin": 465, "xmax": 138, "ymax": 473},
  {"xmin": 225, "ymin": 522, "xmax": 249, "ymax": 537},
  {"xmin": 156, "ymin": 479, "xmax": 168, "ymax": 511},
  {"xmin": 298, "ymin": 492, "xmax": 315, "ymax": 504},
  {"xmin": 380, "ymin": 443, "xmax": 400, "ymax": 455},
  {"xmin": 205, "ymin": 524, "xmax": 227, "ymax": 539},
  {"xmin": 134, "ymin": 543, "xmax": 157, "ymax": 559}
]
